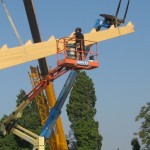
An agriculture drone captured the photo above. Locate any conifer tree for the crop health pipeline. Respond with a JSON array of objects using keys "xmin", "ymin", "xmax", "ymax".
[{"xmin": 66, "ymin": 71, "xmax": 102, "ymax": 150}]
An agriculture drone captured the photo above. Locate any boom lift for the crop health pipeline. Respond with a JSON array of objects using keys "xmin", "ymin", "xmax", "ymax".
[
  {"xmin": 0, "ymin": 1, "xmax": 134, "ymax": 149},
  {"xmin": 9, "ymin": 124, "xmax": 45, "ymax": 150},
  {"xmin": 0, "ymin": 39, "xmax": 98, "ymax": 149},
  {"xmin": 40, "ymin": 38, "xmax": 99, "ymax": 139},
  {"xmin": 0, "ymin": 23, "xmax": 134, "ymax": 148},
  {"xmin": 29, "ymin": 67, "xmax": 58, "ymax": 149},
  {"xmin": 40, "ymin": 70, "xmax": 79, "ymax": 139}
]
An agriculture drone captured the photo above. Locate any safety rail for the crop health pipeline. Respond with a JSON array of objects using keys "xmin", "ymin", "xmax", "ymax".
[{"xmin": 56, "ymin": 37, "xmax": 99, "ymax": 70}]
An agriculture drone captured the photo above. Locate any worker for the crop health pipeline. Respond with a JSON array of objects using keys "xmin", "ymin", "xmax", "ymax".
[
  {"xmin": 68, "ymin": 27, "xmax": 85, "ymax": 60},
  {"xmin": 74, "ymin": 27, "xmax": 85, "ymax": 60}
]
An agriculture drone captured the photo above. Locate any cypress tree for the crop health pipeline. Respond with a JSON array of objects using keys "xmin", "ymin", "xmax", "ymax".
[{"xmin": 66, "ymin": 71, "xmax": 102, "ymax": 150}]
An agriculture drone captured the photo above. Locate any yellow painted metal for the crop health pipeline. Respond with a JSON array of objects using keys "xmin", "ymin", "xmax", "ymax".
[
  {"xmin": 45, "ymin": 82, "xmax": 68, "ymax": 150},
  {"xmin": 28, "ymin": 67, "xmax": 49, "ymax": 125},
  {"xmin": 28, "ymin": 67, "xmax": 58, "ymax": 149},
  {"xmin": 0, "ymin": 22, "xmax": 134, "ymax": 70},
  {"xmin": 11, "ymin": 124, "xmax": 45, "ymax": 150},
  {"xmin": 29, "ymin": 66, "xmax": 68, "ymax": 150}
]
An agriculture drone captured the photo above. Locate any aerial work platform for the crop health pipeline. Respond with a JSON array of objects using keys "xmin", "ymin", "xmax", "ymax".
[{"xmin": 56, "ymin": 38, "xmax": 99, "ymax": 70}]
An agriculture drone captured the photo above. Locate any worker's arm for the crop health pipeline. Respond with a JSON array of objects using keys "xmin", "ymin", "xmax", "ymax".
[
  {"xmin": 68, "ymin": 32, "xmax": 76, "ymax": 41},
  {"xmin": 66, "ymin": 33, "xmax": 76, "ymax": 49}
]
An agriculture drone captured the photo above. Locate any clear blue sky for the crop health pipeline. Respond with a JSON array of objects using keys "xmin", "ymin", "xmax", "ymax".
[{"xmin": 0, "ymin": 1, "xmax": 150, "ymax": 150}]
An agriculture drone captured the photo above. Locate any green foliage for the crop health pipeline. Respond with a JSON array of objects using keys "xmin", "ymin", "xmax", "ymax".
[
  {"xmin": 0, "ymin": 133, "xmax": 20, "ymax": 150},
  {"xmin": 131, "ymin": 138, "xmax": 141, "ymax": 150},
  {"xmin": 16, "ymin": 90, "xmax": 41, "ymax": 134},
  {"xmin": 135, "ymin": 102, "xmax": 150, "ymax": 149},
  {"xmin": 15, "ymin": 90, "xmax": 41, "ymax": 135},
  {"xmin": 66, "ymin": 71, "xmax": 102, "ymax": 150},
  {"xmin": 0, "ymin": 89, "xmax": 42, "ymax": 149}
]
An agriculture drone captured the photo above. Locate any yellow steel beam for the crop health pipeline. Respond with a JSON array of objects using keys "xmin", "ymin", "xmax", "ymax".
[
  {"xmin": 29, "ymin": 66, "xmax": 68, "ymax": 149},
  {"xmin": 45, "ymin": 83, "xmax": 68, "ymax": 150},
  {"xmin": 0, "ymin": 22, "xmax": 134, "ymax": 70}
]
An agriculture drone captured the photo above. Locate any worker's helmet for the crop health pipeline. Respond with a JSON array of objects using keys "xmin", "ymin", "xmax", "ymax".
[{"xmin": 75, "ymin": 27, "xmax": 82, "ymax": 32}]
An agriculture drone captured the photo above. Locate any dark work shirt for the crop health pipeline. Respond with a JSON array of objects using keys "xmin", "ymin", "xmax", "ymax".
[{"xmin": 74, "ymin": 32, "xmax": 84, "ymax": 49}]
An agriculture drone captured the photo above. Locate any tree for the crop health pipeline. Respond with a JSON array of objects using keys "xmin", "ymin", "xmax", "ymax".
[
  {"xmin": 0, "ymin": 89, "xmax": 42, "ymax": 149},
  {"xmin": 66, "ymin": 71, "xmax": 103, "ymax": 150},
  {"xmin": 16, "ymin": 90, "xmax": 41, "ymax": 134},
  {"xmin": 131, "ymin": 138, "xmax": 141, "ymax": 150},
  {"xmin": 135, "ymin": 102, "xmax": 150, "ymax": 149}
]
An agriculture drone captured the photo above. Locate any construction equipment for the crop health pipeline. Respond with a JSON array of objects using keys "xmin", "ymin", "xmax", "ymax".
[
  {"xmin": 40, "ymin": 70, "xmax": 79, "ymax": 139},
  {"xmin": 0, "ymin": 23, "xmax": 134, "ymax": 148},
  {"xmin": 23, "ymin": 0, "xmax": 68, "ymax": 149},
  {"xmin": 28, "ymin": 66, "xmax": 58, "ymax": 149},
  {"xmin": 94, "ymin": 0, "xmax": 130, "ymax": 31},
  {"xmin": 11, "ymin": 124, "xmax": 45, "ymax": 150},
  {"xmin": 29, "ymin": 66, "xmax": 68, "ymax": 150},
  {"xmin": 40, "ymin": 38, "xmax": 98, "ymax": 138},
  {"xmin": 0, "ymin": 39, "xmax": 99, "ymax": 149},
  {"xmin": 0, "ymin": 1, "xmax": 134, "ymax": 149}
]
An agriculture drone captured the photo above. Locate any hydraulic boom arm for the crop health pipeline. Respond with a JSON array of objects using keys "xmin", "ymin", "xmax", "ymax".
[
  {"xmin": 40, "ymin": 70, "xmax": 79, "ymax": 139},
  {"xmin": 11, "ymin": 124, "xmax": 45, "ymax": 150}
]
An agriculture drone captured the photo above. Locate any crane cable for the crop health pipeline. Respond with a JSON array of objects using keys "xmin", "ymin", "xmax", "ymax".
[
  {"xmin": 1, "ymin": 0, "xmax": 29, "ymax": 60},
  {"xmin": 1, "ymin": 0, "xmax": 23, "ymax": 46}
]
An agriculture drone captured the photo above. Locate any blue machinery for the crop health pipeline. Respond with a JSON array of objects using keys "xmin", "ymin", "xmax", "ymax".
[
  {"xmin": 40, "ymin": 70, "xmax": 79, "ymax": 139},
  {"xmin": 0, "ymin": 40, "xmax": 99, "ymax": 142}
]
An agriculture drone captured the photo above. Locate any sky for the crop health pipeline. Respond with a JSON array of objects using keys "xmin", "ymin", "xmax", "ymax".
[{"xmin": 0, "ymin": 0, "xmax": 150, "ymax": 150}]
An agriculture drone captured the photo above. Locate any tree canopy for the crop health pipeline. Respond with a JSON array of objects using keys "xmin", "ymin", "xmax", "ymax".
[
  {"xmin": 66, "ymin": 71, "xmax": 102, "ymax": 150},
  {"xmin": 0, "ymin": 89, "xmax": 42, "ymax": 149},
  {"xmin": 131, "ymin": 138, "xmax": 141, "ymax": 150},
  {"xmin": 135, "ymin": 102, "xmax": 150, "ymax": 149}
]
